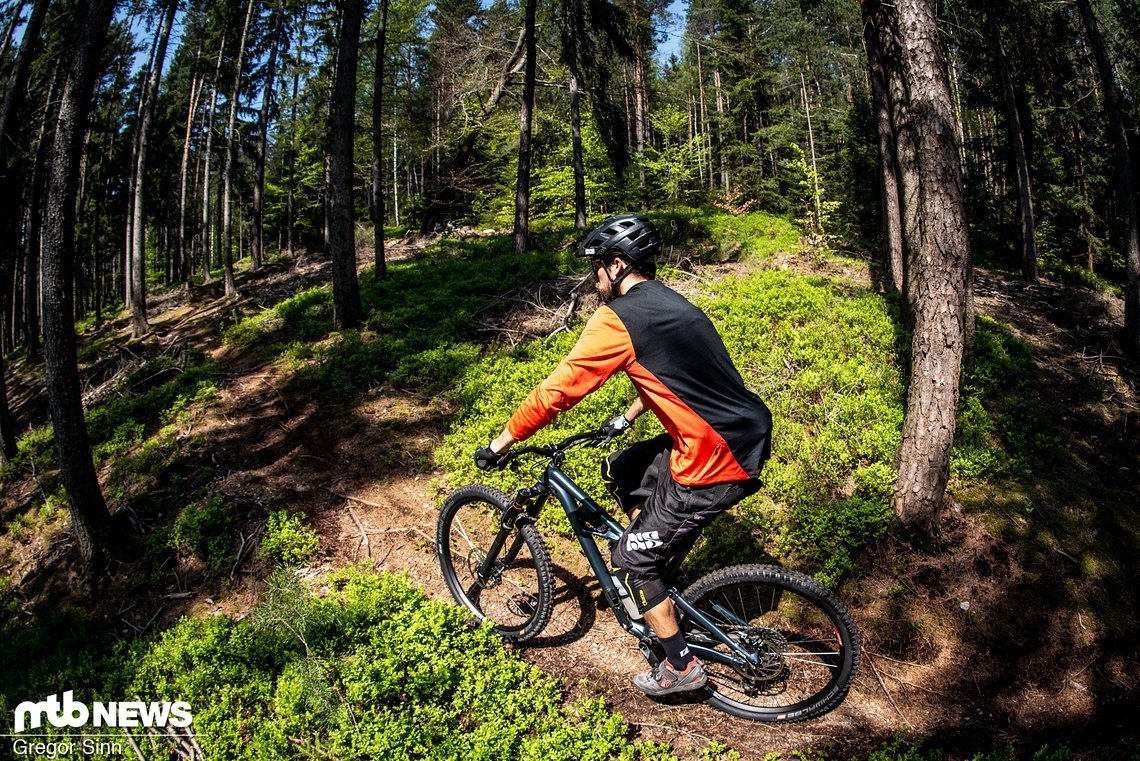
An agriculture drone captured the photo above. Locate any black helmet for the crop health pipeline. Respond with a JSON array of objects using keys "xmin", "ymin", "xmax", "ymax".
[{"xmin": 576, "ymin": 214, "xmax": 661, "ymax": 264}]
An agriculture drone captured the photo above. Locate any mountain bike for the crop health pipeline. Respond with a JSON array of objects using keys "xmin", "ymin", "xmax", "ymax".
[{"xmin": 435, "ymin": 430, "xmax": 860, "ymax": 722}]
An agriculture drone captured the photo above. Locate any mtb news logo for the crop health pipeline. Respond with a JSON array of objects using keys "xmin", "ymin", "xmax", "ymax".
[{"xmin": 13, "ymin": 691, "xmax": 193, "ymax": 732}]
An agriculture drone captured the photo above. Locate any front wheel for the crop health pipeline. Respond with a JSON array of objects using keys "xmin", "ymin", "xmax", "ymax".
[
  {"xmin": 436, "ymin": 484, "xmax": 554, "ymax": 643},
  {"xmin": 682, "ymin": 564, "xmax": 860, "ymax": 722}
]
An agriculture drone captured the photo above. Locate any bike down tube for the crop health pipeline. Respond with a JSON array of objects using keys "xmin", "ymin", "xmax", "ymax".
[{"xmin": 542, "ymin": 468, "xmax": 658, "ymax": 631}]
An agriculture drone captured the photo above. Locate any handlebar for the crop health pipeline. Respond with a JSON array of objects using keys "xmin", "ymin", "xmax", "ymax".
[{"xmin": 495, "ymin": 429, "xmax": 608, "ymax": 469}]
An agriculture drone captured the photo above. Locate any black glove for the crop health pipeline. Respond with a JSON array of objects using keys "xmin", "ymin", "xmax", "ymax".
[
  {"xmin": 474, "ymin": 445, "xmax": 507, "ymax": 471},
  {"xmin": 597, "ymin": 414, "xmax": 632, "ymax": 439}
]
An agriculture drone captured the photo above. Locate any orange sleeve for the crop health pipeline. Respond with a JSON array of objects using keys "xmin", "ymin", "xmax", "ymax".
[{"xmin": 507, "ymin": 306, "xmax": 634, "ymax": 441}]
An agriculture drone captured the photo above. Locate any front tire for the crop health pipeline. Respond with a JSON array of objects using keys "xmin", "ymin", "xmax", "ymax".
[
  {"xmin": 436, "ymin": 484, "xmax": 554, "ymax": 643},
  {"xmin": 682, "ymin": 564, "xmax": 860, "ymax": 722}
]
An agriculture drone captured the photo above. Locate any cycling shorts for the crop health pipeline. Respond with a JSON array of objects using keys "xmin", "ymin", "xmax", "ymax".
[{"xmin": 604, "ymin": 434, "xmax": 761, "ymax": 613}]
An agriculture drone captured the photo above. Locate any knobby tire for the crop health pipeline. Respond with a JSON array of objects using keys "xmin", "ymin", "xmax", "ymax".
[
  {"xmin": 436, "ymin": 484, "xmax": 554, "ymax": 643},
  {"xmin": 682, "ymin": 564, "xmax": 860, "ymax": 722}
]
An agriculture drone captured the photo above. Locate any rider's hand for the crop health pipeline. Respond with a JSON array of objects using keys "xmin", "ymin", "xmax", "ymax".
[
  {"xmin": 597, "ymin": 414, "xmax": 632, "ymax": 439},
  {"xmin": 474, "ymin": 445, "xmax": 507, "ymax": 471}
]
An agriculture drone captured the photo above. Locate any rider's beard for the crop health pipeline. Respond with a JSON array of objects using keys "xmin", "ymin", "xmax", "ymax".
[{"xmin": 594, "ymin": 269, "xmax": 615, "ymax": 304}]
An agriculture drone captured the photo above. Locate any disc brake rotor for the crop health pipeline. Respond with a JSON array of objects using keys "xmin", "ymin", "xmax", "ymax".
[
  {"xmin": 466, "ymin": 548, "xmax": 501, "ymax": 589},
  {"xmin": 736, "ymin": 627, "xmax": 790, "ymax": 695}
]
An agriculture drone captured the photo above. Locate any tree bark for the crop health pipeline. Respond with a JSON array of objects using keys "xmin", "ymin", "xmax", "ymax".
[
  {"xmin": 569, "ymin": 68, "xmax": 587, "ymax": 230},
  {"xmin": 1076, "ymin": 0, "xmax": 1140, "ymax": 358},
  {"xmin": 129, "ymin": 0, "xmax": 177, "ymax": 336},
  {"xmin": 371, "ymin": 0, "xmax": 389, "ymax": 279},
  {"xmin": 41, "ymin": 0, "xmax": 119, "ymax": 589},
  {"xmin": 861, "ymin": 0, "xmax": 905, "ymax": 293},
  {"xmin": 222, "ymin": 0, "xmax": 256, "ymax": 299},
  {"xmin": 888, "ymin": 0, "xmax": 972, "ymax": 535},
  {"xmin": 327, "ymin": 0, "xmax": 364, "ymax": 329},
  {"xmin": 22, "ymin": 71, "xmax": 57, "ymax": 361},
  {"xmin": 253, "ymin": 0, "xmax": 285, "ymax": 274},
  {"xmin": 287, "ymin": 7, "xmax": 307, "ymax": 261},
  {"xmin": 512, "ymin": 0, "xmax": 537, "ymax": 254},
  {"xmin": 713, "ymin": 58, "xmax": 728, "ymax": 192},
  {"xmin": 178, "ymin": 65, "xmax": 204, "ymax": 284},
  {"xmin": 200, "ymin": 41, "xmax": 225, "ymax": 284},
  {"xmin": 562, "ymin": 0, "xmax": 587, "ymax": 230},
  {"xmin": 985, "ymin": 8, "xmax": 1036, "ymax": 282}
]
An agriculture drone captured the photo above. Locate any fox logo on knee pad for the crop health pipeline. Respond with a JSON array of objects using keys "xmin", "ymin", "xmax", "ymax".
[{"xmin": 626, "ymin": 531, "xmax": 663, "ymax": 551}]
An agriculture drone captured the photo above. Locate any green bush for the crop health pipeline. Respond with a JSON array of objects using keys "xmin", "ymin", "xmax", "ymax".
[
  {"xmin": 0, "ymin": 569, "xmax": 677, "ymax": 760},
  {"xmin": 259, "ymin": 510, "xmax": 320, "ymax": 567},
  {"xmin": 952, "ymin": 318, "xmax": 1060, "ymax": 482},
  {"xmin": 170, "ymin": 497, "xmax": 234, "ymax": 573}
]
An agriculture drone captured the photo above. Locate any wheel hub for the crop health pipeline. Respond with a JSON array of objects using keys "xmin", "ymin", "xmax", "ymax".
[
  {"xmin": 466, "ymin": 548, "xmax": 503, "ymax": 588},
  {"xmin": 737, "ymin": 627, "xmax": 789, "ymax": 695}
]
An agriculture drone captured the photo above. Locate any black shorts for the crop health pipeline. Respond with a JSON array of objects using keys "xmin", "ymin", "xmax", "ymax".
[{"xmin": 604, "ymin": 434, "xmax": 761, "ymax": 613}]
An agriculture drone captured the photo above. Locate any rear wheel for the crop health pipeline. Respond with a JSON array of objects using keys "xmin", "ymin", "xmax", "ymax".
[
  {"xmin": 682, "ymin": 564, "xmax": 860, "ymax": 722},
  {"xmin": 436, "ymin": 484, "xmax": 554, "ymax": 643}
]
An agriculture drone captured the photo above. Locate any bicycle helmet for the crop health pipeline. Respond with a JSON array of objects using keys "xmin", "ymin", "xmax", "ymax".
[{"xmin": 576, "ymin": 214, "xmax": 661, "ymax": 264}]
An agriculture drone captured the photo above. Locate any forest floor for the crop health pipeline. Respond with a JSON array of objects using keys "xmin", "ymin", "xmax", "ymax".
[{"xmin": 3, "ymin": 237, "xmax": 1139, "ymax": 760}]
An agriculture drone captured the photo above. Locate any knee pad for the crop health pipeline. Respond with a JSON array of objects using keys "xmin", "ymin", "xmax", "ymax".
[{"xmin": 612, "ymin": 567, "xmax": 668, "ymax": 614}]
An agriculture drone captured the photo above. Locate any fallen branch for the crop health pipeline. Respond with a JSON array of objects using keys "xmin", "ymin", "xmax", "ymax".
[
  {"xmin": 345, "ymin": 504, "xmax": 372, "ymax": 559},
  {"xmin": 548, "ymin": 276, "xmax": 591, "ymax": 339},
  {"xmin": 867, "ymin": 653, "xmax": 912, "ymax": 729},
  {"xmin": 326, "ymin": 488, "xmax": 384, "ymax": 510},
  {"xmin": 866, "ymin": 650, "xmax": 933, "ymax": 669}
]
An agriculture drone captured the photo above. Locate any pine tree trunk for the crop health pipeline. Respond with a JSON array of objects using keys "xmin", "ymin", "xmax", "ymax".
[
  {"xmin": 712, "ymin": 56, "xmax": 728, "ymax": 191},
  {"xmin": 569, "ymin": 67, "xmax": 587, "ymax": 230},
  {"xmin": 129, "ymin": 0, "xmax": 176, "ymax": 336},
  {"xmin": 222, "ymin": 0, "xmax": 256, "ymax": 299},
  {"xmin": 201, "ymin": 42, "xmax": 224, "ymax": 285},
  {"xmin": 41, "ymin": 0, "xmax": 119, "ymax": 590},
  {"xmin": 1076, "ymin": 0, "xmax": 1140, "ymax": 358},
  {"xmin": 327, "ymin": 0, "xmax": 364, "ymax": 329},
  {"xmin": 23, "ymin": 73, "xmax": 56, "ymax": 361},
  {"xmin": 888, "ymin": 0, "xmax": 972, "ymax": 535},
  {"xmin": 512, "ymin": 0, "xmax": 537, "ymax": 254},
  {"xmin": 693, "ymin": 40, "xmax": 710, "ymax": 188},
  {"xmin": 861, "ymin": 0, "xmax": 905, "ymax": 293},
  {"xmin": 371, "ymin": 0, "xmax": 389, "ymax": 279},
  {"xmin": 178, "ymin": 66, "xmax": 204, "ymax": 284},
  {"xmin": 633, "ymin": 37, "xmax": 648, "ymax": 187},
  {"xmin": 253, "ymin": 0, "xmax": 285, "ymax": 274},
  {"xmin": 287, "ymin": 9, "xmax": 307, "ymax": 261},
  {"xmin": 800, "ymin": 69, "xmax": 821, "ymax": 231},
  {"xmin": 986, "ymin": 9, "xmax": 1036, "ymax": 283}
]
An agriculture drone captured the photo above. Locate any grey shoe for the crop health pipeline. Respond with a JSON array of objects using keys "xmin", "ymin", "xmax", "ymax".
[{"xmin": 633, "ymin": 658, "xmax": 708, "ymax": 696}]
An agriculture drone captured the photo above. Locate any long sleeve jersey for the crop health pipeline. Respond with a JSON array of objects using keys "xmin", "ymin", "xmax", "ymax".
[{"xmin": 507, "ymin": 280, "xmax": 772, "ymax": 486}]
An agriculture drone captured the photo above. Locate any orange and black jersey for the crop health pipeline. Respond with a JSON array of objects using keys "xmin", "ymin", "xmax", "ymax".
[{"xmin": 507, "ymin": 280, "xmax": 772, "ymax": 486}]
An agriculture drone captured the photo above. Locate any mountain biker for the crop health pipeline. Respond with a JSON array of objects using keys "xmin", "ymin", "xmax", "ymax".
[{"xmin": 475, "ymin": 213, "xmax": 772, "ymax": 697}]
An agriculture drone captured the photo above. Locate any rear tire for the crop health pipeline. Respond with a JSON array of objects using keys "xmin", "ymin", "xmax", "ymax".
[
  {"xmin": 682, "ymin": 564, "xmax": 860, "ymax": 722},
  {"xmin": 436, "ymin": 484, "xmax": 554, "ymax": 643}
]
